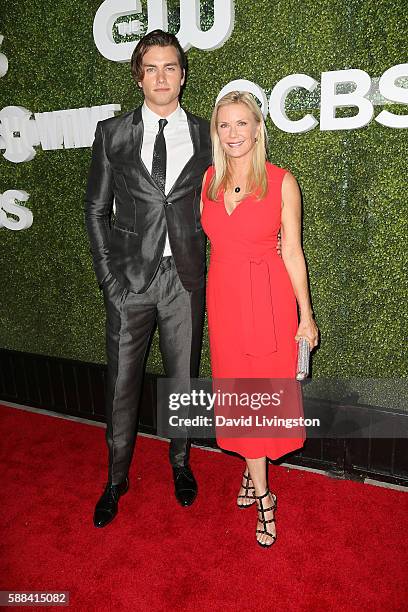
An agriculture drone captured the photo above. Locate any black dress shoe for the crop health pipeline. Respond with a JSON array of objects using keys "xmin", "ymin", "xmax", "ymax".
[
  {"xmin": 172, "ymin": 466, "xmax": 197, "ymax": 506},
  {"xmin": 93, "ymin": 477, "xmax": 129, "ymax": 528}
]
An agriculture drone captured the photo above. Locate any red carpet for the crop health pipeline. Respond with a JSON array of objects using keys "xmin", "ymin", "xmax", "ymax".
[{"xmin": 1, "ymin": 403, "xmax": 407, "ymax": 612}]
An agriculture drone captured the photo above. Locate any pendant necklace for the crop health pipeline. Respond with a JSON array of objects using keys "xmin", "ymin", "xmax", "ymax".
[{"xmin": 234, "ymin": 186, "xmax": 241, "ymax": 193}]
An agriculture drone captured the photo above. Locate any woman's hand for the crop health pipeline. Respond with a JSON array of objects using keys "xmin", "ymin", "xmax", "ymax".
[{"xmin": 295, "ymin": 316, "xmax": 319, "ymax": 349}]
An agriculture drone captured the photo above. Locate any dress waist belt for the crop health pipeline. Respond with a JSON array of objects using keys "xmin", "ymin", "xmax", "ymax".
[
  {"xmin": 211, "ymin": 251, "xmax": 278, "ymax": 357},
  {"xmin": 241, "ymin": 257, "xmax": 277, "ymax": 357}
]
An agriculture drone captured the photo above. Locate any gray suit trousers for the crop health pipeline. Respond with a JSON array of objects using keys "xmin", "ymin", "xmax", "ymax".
[{"xmin": 103, "ymin": 256, "xmax": 204, "ymax": 485}]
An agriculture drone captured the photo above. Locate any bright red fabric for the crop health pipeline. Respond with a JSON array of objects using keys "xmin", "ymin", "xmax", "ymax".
[{"xmin": 201, "ymin": 163, "xmax": 305, "ymax": 459}]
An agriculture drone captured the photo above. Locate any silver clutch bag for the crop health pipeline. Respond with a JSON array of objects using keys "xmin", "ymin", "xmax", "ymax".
[{"xmin": 296, "ymin": 337, "xmax": 310, "ymax": 380}]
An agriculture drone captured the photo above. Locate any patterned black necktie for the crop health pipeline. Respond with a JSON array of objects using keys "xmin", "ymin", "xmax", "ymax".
[{"xmin": 151, "ymin": 118, "xmax": 168, "ymax": 193}]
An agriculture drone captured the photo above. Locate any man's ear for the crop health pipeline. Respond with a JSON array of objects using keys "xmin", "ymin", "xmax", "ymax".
[{"xmin": 181, "ymin": 69, "xmax": 185, "ymax": 87}]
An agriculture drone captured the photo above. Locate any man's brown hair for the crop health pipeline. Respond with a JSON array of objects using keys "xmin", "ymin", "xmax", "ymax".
[{"xmin": 130, "ymin": 29, "xmax": 187, "ymax": 82}]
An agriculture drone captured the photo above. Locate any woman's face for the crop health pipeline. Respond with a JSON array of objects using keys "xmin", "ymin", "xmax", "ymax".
[{"xmin": 216, "ymin": 103, "xmax": 260, "ymax": 161}]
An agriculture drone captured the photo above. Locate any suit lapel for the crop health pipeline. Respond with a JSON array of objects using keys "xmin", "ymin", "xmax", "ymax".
[
  {"xmin": 167, "ymin": 111, "xmax": 201, "ymax": 198},
  {"xmin": 131, "ymin": 107, "xmax": 158, "ymax": 191}
]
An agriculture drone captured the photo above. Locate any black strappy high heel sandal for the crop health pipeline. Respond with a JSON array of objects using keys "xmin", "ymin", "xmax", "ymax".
[
  {"xmin": 254, "ymin": 489, "xmax": 277, "ymax": 548},
  {"xmin": 237, "ymin": 471, "xmax": 256, "ymax": 508}
]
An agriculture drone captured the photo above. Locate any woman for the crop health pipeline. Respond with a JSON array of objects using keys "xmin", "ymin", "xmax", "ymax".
[{"xmin": 200, "ymin": 91, "xmax": 319, "ymax": 548}]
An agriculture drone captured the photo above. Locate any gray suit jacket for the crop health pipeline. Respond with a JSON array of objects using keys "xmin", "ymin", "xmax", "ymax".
[{"xmin": 85, "ymin": 106, "xmax": 211, "ymax": 293}]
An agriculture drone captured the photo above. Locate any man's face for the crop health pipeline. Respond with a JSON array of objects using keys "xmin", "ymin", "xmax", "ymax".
[{"xmin": 138, "ymin": 45, "xmax": 185, "ymax": 115}]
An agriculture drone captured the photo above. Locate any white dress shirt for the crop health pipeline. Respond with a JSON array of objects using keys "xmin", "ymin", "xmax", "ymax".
[{"xmin": 141, "ymin": 103, "xmax": 194, "ymax": 256}]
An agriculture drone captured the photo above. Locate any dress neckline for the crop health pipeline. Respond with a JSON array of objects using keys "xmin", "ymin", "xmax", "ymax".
[
  {"xmin": 223, "ymin": 192, "xmax": 251, "ymax": 217},
  {"xmin": 207, "ymin": 164, "xmax": 270, "ymax": 217}
]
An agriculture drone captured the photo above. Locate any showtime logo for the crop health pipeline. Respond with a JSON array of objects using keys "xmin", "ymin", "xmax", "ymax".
[
  {"xmin": 0, "ymin": 190, "xmax": 32, "ymax": 231},
  {"xmin": 0, "ymin": 104, "xmax": 120, "ymax": 163}
]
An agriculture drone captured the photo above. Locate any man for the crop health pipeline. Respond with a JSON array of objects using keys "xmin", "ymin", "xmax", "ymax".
[{"xmin": 85, "ymin": 29, "xmax": 211, "ymax": 528}]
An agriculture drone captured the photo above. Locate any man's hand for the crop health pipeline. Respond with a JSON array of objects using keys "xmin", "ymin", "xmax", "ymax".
[{"xmin": 102, "ymin": 272, "xmax": 124, "ymax": 304}]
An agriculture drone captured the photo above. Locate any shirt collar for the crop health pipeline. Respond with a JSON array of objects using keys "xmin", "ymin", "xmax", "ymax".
[{"xmin": 142, "ymin": 103, "xmax": 184, "ymax": 129}]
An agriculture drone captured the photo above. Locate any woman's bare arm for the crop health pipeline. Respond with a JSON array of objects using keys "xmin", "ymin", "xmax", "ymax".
[{"xmin": 280, "ymin": 171, "xmax": 318, "ymax": 347}]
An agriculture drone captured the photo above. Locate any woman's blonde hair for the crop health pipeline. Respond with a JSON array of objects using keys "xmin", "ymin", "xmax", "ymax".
[{"xmin": 207, "ymin": 91, "xmax": 268, "ymax": 201}]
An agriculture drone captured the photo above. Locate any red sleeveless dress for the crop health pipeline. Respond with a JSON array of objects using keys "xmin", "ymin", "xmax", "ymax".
[{"xmin": 201, "ymin": 163, "xmax": 305, "ymax": 460}]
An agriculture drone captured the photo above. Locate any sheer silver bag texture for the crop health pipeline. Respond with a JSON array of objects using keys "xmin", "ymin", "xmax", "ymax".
[{"xmin": 296, "ymin": 337, "xmax": 310, "ymax": 381}]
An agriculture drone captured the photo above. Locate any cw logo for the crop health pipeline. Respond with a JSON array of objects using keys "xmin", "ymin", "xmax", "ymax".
[
  {"xmin": 0, "ymin": 34, "xmax": 8, "ymax": 77},
  {"xmin": 93, "ymin": 0, "xmax": 235, "ymax": 62}
]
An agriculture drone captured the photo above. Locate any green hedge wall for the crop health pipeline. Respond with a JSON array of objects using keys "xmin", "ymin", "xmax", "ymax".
[{"xmin": 0, "ymin": 0, "xmax": 407, "ymax": 379}]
